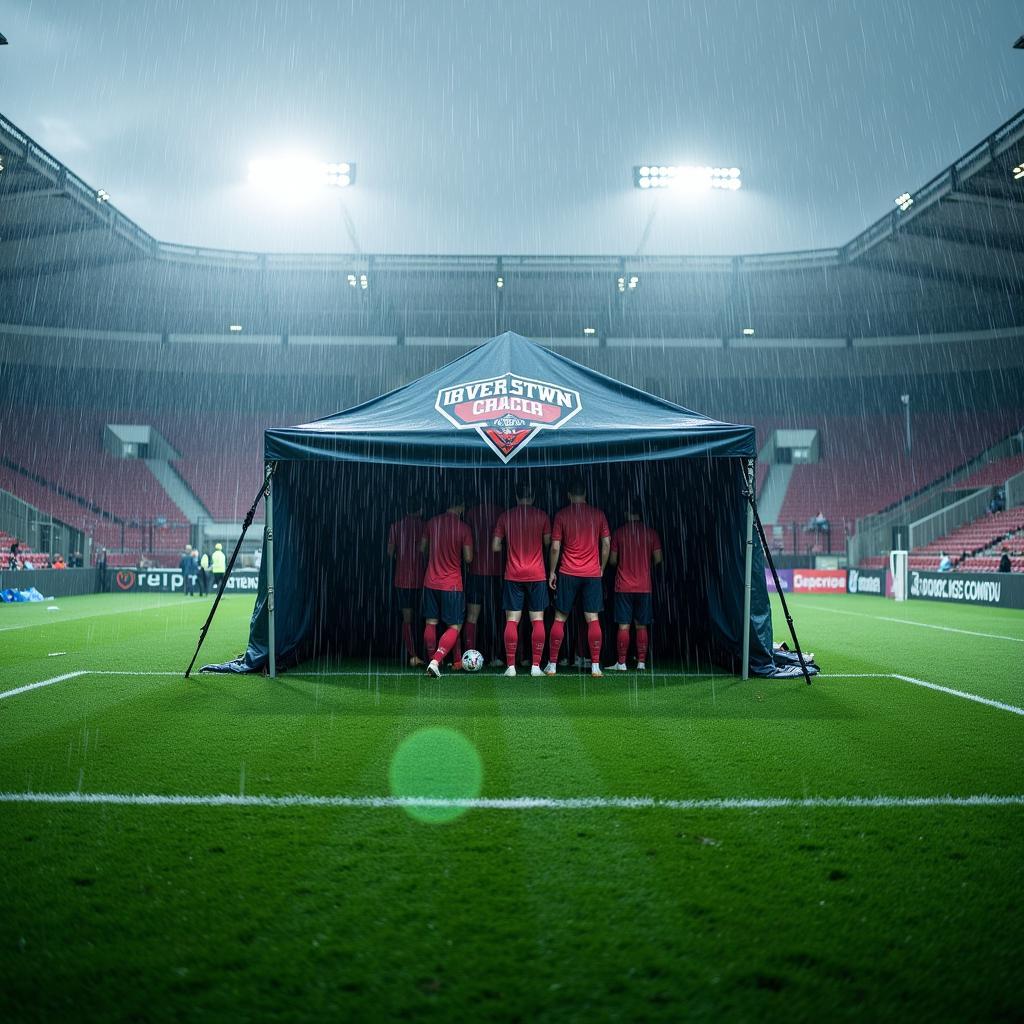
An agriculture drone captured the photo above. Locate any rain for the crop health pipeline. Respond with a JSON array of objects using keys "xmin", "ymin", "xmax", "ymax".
[{"xmin": 0, "ymin": 2, "xmax": 1023, "ymax": 1016}]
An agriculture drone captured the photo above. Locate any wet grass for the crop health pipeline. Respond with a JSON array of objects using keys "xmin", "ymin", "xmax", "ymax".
[{"xmin": 1, "ymin": 592, "xmax": 1022, "ymax": 1021}]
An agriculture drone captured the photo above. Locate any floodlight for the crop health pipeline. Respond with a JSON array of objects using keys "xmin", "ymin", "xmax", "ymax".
[
  {"xmin": 347, "ymin": 274, "xmax": 357, "ymax": 287},
  {"xmin": 1013, "ymin": 164, "xmax": 1024, "ymax": 180},
  {"xmin": 629, "ymin": 275, "xmax": 638, "ymax": 289},
  {"xmin": 742, "ymin": 328, "xmax": 755, "ymax": 336},
  {"xmin": 229, "ymin": 324, "xmax": 243, "ymax": 332},
  {"xmin": 496, "ymin": 276, "xmax": 504, "ymax": 288},
  {"xmin": 96, "ymin": 188, "xmax": 110, "ymax": 203},
  {"xmin": 895, "ymin": 192, "xmax": 913, "ymax": 211},
  {"xmin": 248, "ymin": 157, "xmax": 356, "ymax": 195},
  {"xmin": 359, "ymin": 273, "xmax": 368, "ymax": 290},
  {"xmin": 633, "ymin": 164, "xmax": 741, "ymax": 192},
  {"xmin": 583, "ymin": 327, "xmax": 596, "ymax": 335}
]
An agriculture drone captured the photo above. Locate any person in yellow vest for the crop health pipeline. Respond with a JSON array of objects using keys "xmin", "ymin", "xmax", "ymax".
[{"xmin": 211, "ymin": 543, "xmax": 227, "ymax": 592}]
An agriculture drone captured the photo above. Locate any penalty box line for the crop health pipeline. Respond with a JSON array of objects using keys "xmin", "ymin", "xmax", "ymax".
[{"xmin": 0, "ymin": 792, "xmax": 1022, "ymax": 811}]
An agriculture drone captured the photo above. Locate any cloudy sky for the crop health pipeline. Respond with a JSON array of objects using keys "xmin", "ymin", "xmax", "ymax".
[{"xmin": 1, "ymin": 0, "xmax": 1020, "ymax": 255}]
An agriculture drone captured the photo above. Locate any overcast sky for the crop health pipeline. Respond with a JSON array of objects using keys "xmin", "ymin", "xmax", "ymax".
[{"xmin": 1, "ymin": 0, "xmax": 1021, "ymax": 256}]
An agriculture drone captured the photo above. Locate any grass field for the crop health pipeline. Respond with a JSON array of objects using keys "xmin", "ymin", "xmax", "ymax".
[{"xmin": 1, "ymin": 591, "xmax": 1023, "ymax": 1022}]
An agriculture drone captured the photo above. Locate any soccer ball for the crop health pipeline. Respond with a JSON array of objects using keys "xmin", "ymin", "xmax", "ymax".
[{"xmin": 461, "ymin": 649, "xmax": 484, "ymax": 672}]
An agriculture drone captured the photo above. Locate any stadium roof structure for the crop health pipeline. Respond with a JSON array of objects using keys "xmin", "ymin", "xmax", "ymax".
[{"xmin": 0, "ymin": 108, "xmax": 1022, "ymax": 341}]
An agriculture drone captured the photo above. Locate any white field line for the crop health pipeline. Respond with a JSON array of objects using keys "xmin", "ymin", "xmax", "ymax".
[
  {"xmin": 801, "ymin": 602, "xmax": 1024, "ymax": 644},
  {"xmin": 892, "ymin": 674, "xmax": 1024, "ymax": 716},
  {"xmin": 0, "ymin": 670, "xmax": 88, "ymax": 701},
  {"xmin": 0, "ymin": 600, "xmax": 186, "ymax": 634},
  {"xmin": 0, "ymin": 791, "xmax": 1021, "ymax": 811}
]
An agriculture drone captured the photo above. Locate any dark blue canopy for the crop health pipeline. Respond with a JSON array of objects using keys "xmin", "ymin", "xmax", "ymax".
[
  {"xmin": 266, "ymin": 332, "xmax": 756, "ymax": 467},
  {"xmin": 220, "ymin": 333, "xmax": 776, "ymax": 677}
]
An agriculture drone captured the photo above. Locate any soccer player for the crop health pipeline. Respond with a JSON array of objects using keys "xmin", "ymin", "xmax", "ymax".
[
  {"xmin": 545, "ymin": 477, "xmax": 610, "ymax": 677},
  {"xmin": 465, "ymin": 494, "xmax": 505, "ymax": 667},
  {"xmin": 387, "ymin": 497, "xmax": 426, "ymax": 667},
  {"xmin": 605, "ymin": 498, "xmax": 663, "ymax": 671},
  {"xmin": 421, "ymin": 494, "xmax": 473, "ymax": 678},
  {"xmin": 492, "ymin": 480, "xmax": 551, "ymax": 677}
]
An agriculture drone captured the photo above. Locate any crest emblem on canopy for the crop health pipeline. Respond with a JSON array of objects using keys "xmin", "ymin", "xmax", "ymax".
[{"xmin": 435, "ymin": 372, "xmax": 583, "ymax": 462}]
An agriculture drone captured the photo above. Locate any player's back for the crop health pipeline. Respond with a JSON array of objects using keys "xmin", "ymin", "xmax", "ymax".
[
  {"xmin": 389, "ymin": 514, "xmax": 424, "ymax": 588},
  {"xmin": 496, "ymin": 505, "xmax": 550, "ymax": 581},
  {"xmin": 465, "ymin": 503, "xmax": 504, "ymax": 575},
  {"xmin": 423, "ymin": 512, "xmax": 471, "ymax": 591},
  {"xmin": 553, "ymin": 502, "xmax": 610, "ymax": 577},
  {"xmin": 612, "ymin": 521, "xmax": 661, "ymax": 592}
]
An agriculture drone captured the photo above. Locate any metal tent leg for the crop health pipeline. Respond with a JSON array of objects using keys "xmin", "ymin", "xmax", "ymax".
[
  {"xmin": 266, "ymin": 463, "xmax": 276, "ymax": 679},
  {"xmin": 741, "ymin": 458, "xmax": 754, "ymax": 681}
]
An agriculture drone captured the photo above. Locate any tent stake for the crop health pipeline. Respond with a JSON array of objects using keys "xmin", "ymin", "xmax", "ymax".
[
  {"xmin": 741, "ymin": 474, "xmax": 813, "ymax": 686},
  {"xmin": 184, "ymin": 463, "xmax": 276, "ymax": 678},
  {"xmin": 741, "ymin": 458, "xmax": 754, "ymax": 680}
]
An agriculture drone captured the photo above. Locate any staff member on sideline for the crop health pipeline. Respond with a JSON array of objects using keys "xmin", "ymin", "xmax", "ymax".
[{"xmin": 211, "ymin": 542, "xmax": 227, "ymax": 590}]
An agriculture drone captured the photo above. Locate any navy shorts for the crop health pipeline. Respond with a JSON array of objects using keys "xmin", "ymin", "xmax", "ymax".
[
  {"xmin": 421, "ymin": 588, "xmax": 465, "ymax": 625},
  {"xmin": 395, "ymin": 587, "xmax": 419, "ymax": 609},
  {"xmin": 554, "ymin": 573, "xmax": 603, "ymax": 615},
  {"xmin": 614, "ymin": 591, "xmax": 653, "ymax": 626},
  {"xmin": 502, "ymin": 579, "xmax": 549, "ymax": 613},
  {"xmin": 466, "ymin": 573, "xmax": 501, "ymax": 605}
]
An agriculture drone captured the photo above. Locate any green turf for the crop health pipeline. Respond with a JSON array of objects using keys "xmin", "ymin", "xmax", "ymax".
[{"xmin": 1, "ymin": 592, "xmax": 1022, "ymax": 1021}]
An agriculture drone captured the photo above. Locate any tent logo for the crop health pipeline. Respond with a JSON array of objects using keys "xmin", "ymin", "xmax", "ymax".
[{"xmin": 435, "ymin": 372, "xmax": 583, "ymax": 462}]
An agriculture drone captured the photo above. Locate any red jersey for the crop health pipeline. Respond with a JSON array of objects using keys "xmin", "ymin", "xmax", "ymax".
[
  {"xmin": 422, "ymin": 512, "xmax": 472, "ymax": 591},
  {"xmin": 465, "ymin": 503, "xmax": 504, "ymax": 576},
  {"xmin": 611, "ymin": 521, "xmax": 662, "ymax": 593},
  {"xmin": 551, "ymin": 502, "xmax": 610, "ymax": 578},
  {"xmin": 387, "ymin": 515, "xmax": 425, "ymax": 589},
  {"xmin": 493, "ymin": 505, "xmax": 551, "ymax": 582}
]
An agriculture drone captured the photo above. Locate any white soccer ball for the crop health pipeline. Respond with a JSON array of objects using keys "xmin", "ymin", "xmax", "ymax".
[{"xmin": 461, "ymin": 649, "xmax": 484, "ymax": 672}]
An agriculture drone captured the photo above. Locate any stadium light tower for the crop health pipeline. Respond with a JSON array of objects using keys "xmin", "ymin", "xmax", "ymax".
[
  {"xmin": 248, "ymin": 154, "xmax": 361, "ymax": 253},
  {"xmin": 632, "ymin": 165, "xmax": 742, "ymax": 255}
]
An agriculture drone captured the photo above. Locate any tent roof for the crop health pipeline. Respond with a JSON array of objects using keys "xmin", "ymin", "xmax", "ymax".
[{"xmin": 265, "ymin": 332, "xmax": 755, "ymax": 467}]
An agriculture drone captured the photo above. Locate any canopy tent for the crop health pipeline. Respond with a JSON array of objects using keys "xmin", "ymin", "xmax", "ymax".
[{"xmin": 228, "ymin": 332, "xmax": 780, "ymax": 677}]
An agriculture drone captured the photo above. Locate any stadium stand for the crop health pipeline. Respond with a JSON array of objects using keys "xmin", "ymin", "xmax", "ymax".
[{"xmin": 950, "ymin": 454, "xmax": 1024, "ymax": 490}]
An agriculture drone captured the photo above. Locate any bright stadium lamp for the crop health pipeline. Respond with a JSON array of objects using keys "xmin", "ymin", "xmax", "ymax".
[
  {"xmin": 895, "ymin": 192, "xmax": 913, "ymax": 212},
  {"xmin": 1013, "ymin": 164, "xmax": 1024, "ymax": 181},
  {"xmin": 633, "ymin": 164, "xmax": 741, "ymax": 192},
  {"xmin": 248, "ymin": 156, "xmax": 357, "ymax": 195},
  {"xmin": 96, "ymin": 188, "xmax": 110, "ymax": 203}
]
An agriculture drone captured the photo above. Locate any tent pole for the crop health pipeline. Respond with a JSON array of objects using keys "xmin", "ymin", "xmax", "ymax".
[
  {"xmin": 741, "ymin": 458, "xmax": 754, "ymax": 680},
  {"xmin": 184, "ymin": 463, "xmax": 275, "ymax": 678},
  {"xmin": 266, "ymin": 462, "xmax": 277, "ymax": 679},
  {"xmin": 741, "ymin": 480, "xmax": 813, "ymax": 686}
]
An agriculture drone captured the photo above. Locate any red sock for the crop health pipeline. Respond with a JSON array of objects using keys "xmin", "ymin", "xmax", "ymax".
[
  {"xmin": 617, "ymin": 625, "xmax": 629, "ymax": 664},
  {"xmin": 587, "ymin": 620, "xmax": 602, "ymax": 664},
  {"xmin": 434, "ymin": 626, "xmax": 459, "ymax": 662},
  {"xmin": 531, "ymin": 619, "xmax": 545, "ymax": 667},
  {"xmin": 424, "ymin": 624, "xmax": 437, "ymax": 661},
  {"xmin": 548, "ymin": 619, "xmax": 565, "ymax": 664},
  {"xmin": 402, "ymin": 623, "xmax": 416, "ymax": 660},
  {"xmin": 463, "ymin": 622, "xmax": 477, "ymax": 652},
  {"xmin": 503, "ymin": 620, "xmax": 519, "ymax": 666},
  {"xmin": 636, "ymin": 626, "xmax": 649, "ymax": 663},
  {"xmin": 451, "ymin": 633, "xmax": 462, "ymax": 665}
]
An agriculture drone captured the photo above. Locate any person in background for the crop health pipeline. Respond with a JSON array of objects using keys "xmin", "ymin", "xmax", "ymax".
[
  {"xmin": 545, "ymin": 477, "xmax": 611, "ymax": 678},
  {"xmin": 998, "ymin": 548, "xmax": 1012, "ymax": 573},
  {"xmin": 9, "ymin": 538, "xmax": 20, "ymax": 562},
  {"xmin": 180, "ymin": 547, "xmax": 196, "ymax": 596},
  {"xmin": 52, "ymin": 553, "xmax": 66, "ymax": 570},
  {"xmin": 421, "ymin": 493, "xmax": 473, "ymax": 678},
  {"xmin": 253, "ymin": 546, "xmax": 262, "ymax": 571},
  {"xmin": 464, "ymin": 493, "xmax": 506, "ymax": 667},
  {"xmin": 938, "ymin": 551, "xmax": 952, "ymax": 572},
  {"xmin": 211, "ymin": 542, "xmax": 227, "ymax": 591},
  {"xmin": 198, "ymin": 549, "xmax": 210, "ymax": 596},
  {"xmin": 97, "ymin": 547, "xmax": 108, "ymax": 592},
  {"xmin": 387, "ymin": 497, "xmax": 426, "ymax": 667},
  {"xmin": 605, "ymin": 497, "xmax": 663, "ymax": 672}
]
